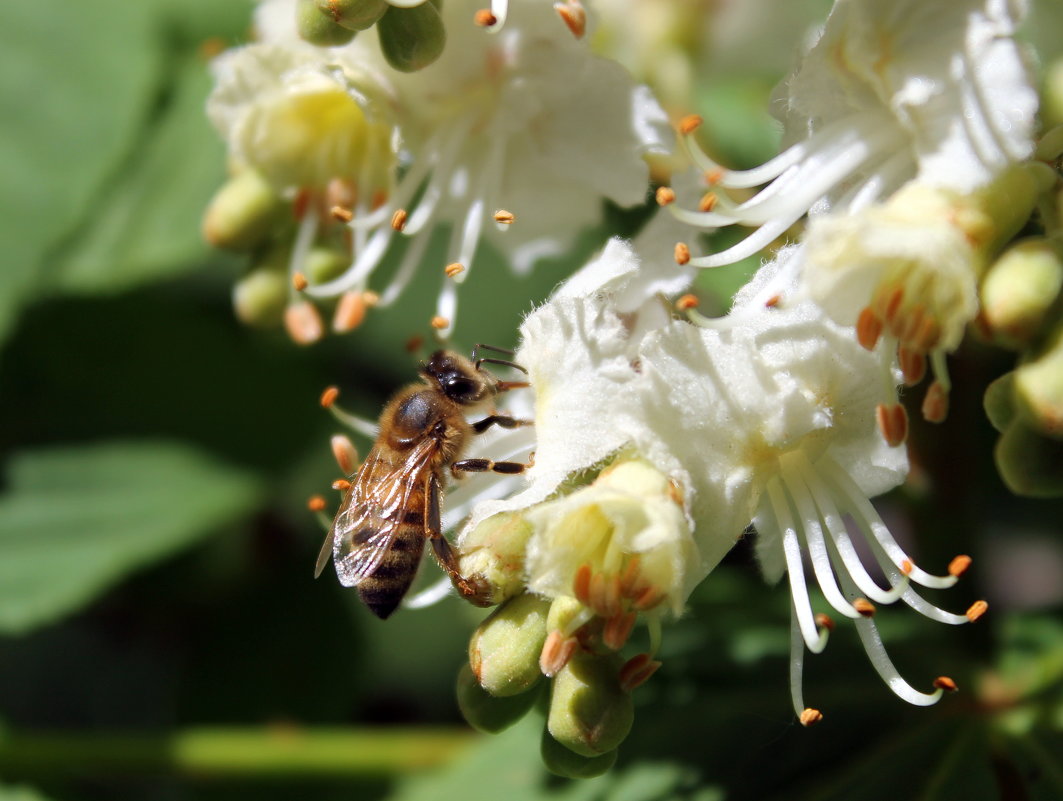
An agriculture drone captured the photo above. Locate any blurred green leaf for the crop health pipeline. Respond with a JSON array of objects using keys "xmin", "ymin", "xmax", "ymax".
[
  {"xmin": 0, "ymin": 440, "xmax": 262, "ymax": 635},
  {"xmin": 0, "ymin": 783, "xmax": 53, "ymax": 801},
  {"xmin": 0, "ymin": 0, "xmax": 160, "ymax": 346}
]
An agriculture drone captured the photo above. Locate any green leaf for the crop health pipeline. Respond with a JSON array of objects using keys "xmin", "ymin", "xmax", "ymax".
[
  {"xmin": 0, "ymin": 440, "xmax": 262, "ymax": 635},
  {"xmin": 0, "ymin": 0, "xmax": 160, "ymax": 346},
  {"xmin": 0, "ymin": 783, "xmax": 54, "ymax": 801}
]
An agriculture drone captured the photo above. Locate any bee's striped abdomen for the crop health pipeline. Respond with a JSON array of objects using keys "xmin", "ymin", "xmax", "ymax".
[{"xmin": 355, "ymin": 486, "xmax": 428, "ymax": 619}]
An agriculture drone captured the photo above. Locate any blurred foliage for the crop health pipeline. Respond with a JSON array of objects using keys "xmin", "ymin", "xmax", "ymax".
[{"xmin": 0, "ymin": 1, "xmax": 1061, "ymax": 800}]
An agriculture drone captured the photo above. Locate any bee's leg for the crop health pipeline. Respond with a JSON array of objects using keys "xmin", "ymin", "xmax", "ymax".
[
  {"xmin": 451, "ymin": 456, "xmax": 533, "ymax": 475},
  {"xmin": 424, "ymin": 473, "xmax": 493, "ymax": 607},
  {"xmin": 471, "ymin": 415, "xmax": 533, "ymax": 434}
]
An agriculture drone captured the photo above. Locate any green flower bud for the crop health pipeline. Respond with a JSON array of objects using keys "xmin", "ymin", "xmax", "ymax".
[
  {"xmin": 377, "ymin": 2, "xmax": 446, "ymax": 73},
  {"xmin": 994, "ymin": 418, "xmax": 1063, "ymax": 498},
  {"xmin": 1043, "ymin": 59, "xmax": 1063, "ymax": 129},
  {"xmin": 458, "ymin": 511, "xmax": 534, "ymax": 605},
  {"xmin": 469, "ymin": 593, "xmax": 550, "ymax": 697},
  {"xmin": 1014, "ymin": 324, "xmax": 1063, "ymax": 438},
  {"xmin": 540, "ymin": 728, "xmax": 617, "ymax": 779},
  {"xmin": 980, "ymin": 239, "xmax": 1063, "ymax": 348},
  {"xmin": 316, "ymin": 0, "xmax": 389, "ymax": 31},
  {"xmin": 297, "ymin": 0, "xmax": 358, "ymax": 45},
  {"xmin": 202, "ymin": 170, "xmax": 283, "ymax": 252},
  {"xmin": 233, "ymin": 265, "xmax": 288, "ymax": 327},
  {"xmin": 547, "ymin": 652, "xmax": 633, "ymax": 758},
  {"xmin": 983, "ymin": 372, "xmax": 1016, "ymax": 434},
  {"xmin": 305, "ymin": 246, "xmax": 349, "ymax": 285},
  {"xmin": 456, "ymin": 664, "xmax": 538, "ymax": 734}
]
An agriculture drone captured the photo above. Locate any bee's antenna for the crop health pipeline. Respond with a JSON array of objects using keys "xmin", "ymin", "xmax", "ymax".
[{"xmin": 471, "ymin": 343, "xmax": 515, "ymax": 361}]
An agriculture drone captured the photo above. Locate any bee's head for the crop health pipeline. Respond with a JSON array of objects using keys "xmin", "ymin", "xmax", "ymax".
[{"xmin": 421, "ymin": 350, "xmax": 491, "ymax": 404}]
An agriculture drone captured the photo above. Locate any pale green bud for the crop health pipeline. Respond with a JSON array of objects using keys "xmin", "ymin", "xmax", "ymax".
[
  {"xmin": 540, "ymin": 728, "xmax": 617, "ymax": 779},
  {"xmin": 316, "ymin": 0, "xmax": 388, "ymax": 31},
  {"xmin": 1043, "ymin": 59, "xmax": 1063, "ymax": 130},
  {"xmin": 233, "ymin": 265, "xmax": 288, "ymax": 327},
  {"xmin": 377, "ymin": 2, "xmax": 446, "ymax": 73},
  {"xmin": 305, "ymin": 246, "xmax": 349, "ymax": 285},
  {"xmin": 202, "ymin": 170, "xmax": 283, "ymax": 252},
  {"xmin": 994, "ymin": 418, "xmax": 1063, "ymax": 498},
  {"xmin": 1014, "ymin": 324, "xmax": 1063, "ymax": 438},
  {"xmin": 469, "ymin": 593, "xmax": 550, "ymax": 697},
  {"xmin": 458, "ymin": 512, "xmax": 534, "ymax": 605},
  {"xmin": 297, "ymin": 0, "xmax": 358, "ymax": 45},
  {"xmin": 984, "ymin": 372, "xmax": 1016, "ymax": 434},
  {"xmin": 547, "ymin": 652, "xmax": 633, "ymax": 758},
  {"xmin": 456, "ymin": 664, "xmax": 538, "ymax": 734},
  {"xmin": 980, "ymin": 239, "xmax": 1063, "ymax": 348}
]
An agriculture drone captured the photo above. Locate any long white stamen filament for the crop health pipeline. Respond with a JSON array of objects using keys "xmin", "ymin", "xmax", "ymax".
[
  {"xmin": 779, "ymin": 462, "xmax": 861, "ymax": 619},
  {"xmin": 688, "ymin": 217, "xmax": 797, "ymax": 269},
  {"xmin": 376, "ymin": 221, "xmax": 435, "ymax": 307},
  {"xmin": 288, "ymin": 206, "xmax": 320, "ymax": 298},
  {"xmin": 799, "ymin": 457, "xmax": 908, "ymax": 604},
  {"xmin": 768, "ymin": 479, "xmax": 829, "ymax": 653},
  {"xmin": 789, "ymin": 598, "xmax": 810, "ymax": 718},
  {"xmin": 819, "ymin": 457, "xmax": 958, "ymax": 589},
  {"xmin": 830, "ymin": 148, "xmax": 913, "ymax": 214},
  {"xmin": 835, "ymin": 568, "xmax": 945, "ymax": 706},
  {"xmin": 306, "ymin": 223, "xmax": 393, "ymax": 297},
  {"xmin": 404, "ymin": 577, "xmax": 455, "ymax": 609},
  {"xmin": 486, "ymin": 0, "xmax": 510, "ymax": 31},
  {"xmin": 328, "ymin": 405, "xmax": 379, "ymax": 439},
  {"xmin": 436, "ymin": 281, "xmax": 458, "ymax": 337}
]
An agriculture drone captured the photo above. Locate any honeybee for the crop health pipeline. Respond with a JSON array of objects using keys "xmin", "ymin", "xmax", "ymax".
[{"xmin": 315, "ymin": 347, "xmax": 530, "ymax": 618}]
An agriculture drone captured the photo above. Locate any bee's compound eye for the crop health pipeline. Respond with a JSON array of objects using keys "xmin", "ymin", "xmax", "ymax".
[{"xmin": 446, "ymin": 377, "xmax": 476, "ymax": 398}]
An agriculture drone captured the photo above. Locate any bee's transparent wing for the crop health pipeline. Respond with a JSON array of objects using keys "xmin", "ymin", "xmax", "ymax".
[{"xmin": 327, "ymin": 438, "xmax": 438, "ymax": 587}]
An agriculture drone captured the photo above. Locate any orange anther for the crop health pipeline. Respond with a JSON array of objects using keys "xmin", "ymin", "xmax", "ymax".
[
  {"xmin": 704, "ymin": 167, "xmax": 725, "ymax": 185},
  {"xmin": 572, "ymin": 564, "xmax": 593, "ymax": 606},
  {"xmin": 554, "ymin": 0, "xmax": 586, "ymax": 37},
  {"xmin": 799, "ymin": 708, "xmax": 823, "ymax": 727},
  {"xmin": 856, "ymin": 307, "xmax": 883, "ymax": 351},
  {"xmin": 676, "ymin": 294, "xmax": 699, "ymax": 311},
  {"xmin": 618, "ymin": 558, "xmax": 642, "ymax": 596},
  {"xmin": 370, "ymin": 190, "xmax": 388, "ymax": 210},
  {"xmin": 333, "ymin": 291, "xmax": 368, "ymax": 333},
  {"xmin": 539, "ymin": 630, "xmax": 578, "ymax": 677},
  {"xmin": 933, "ymin": 676, "xmax": 958, "ymax": 692},
  {"xmin": 655, "ymin": 186, "xmax": 676, "ymax": 206},
  {"xmin": 697, "ymin": 192, "xmax": 718, "ymax": 213},
  {"xmin": 430, "ymin": 316, "xmax": 449, "ymax": 330},
  {"xmin": 814, "ymin": 613, "xmax": 835, "ymax": 632},
  {"xmin": 405, "ymin": 334, "xmax": 424, "ymax": 354},
  {"xmin": 444, "ymin": 262, "xmax": 465, "ymax": 278},
  {"xmin": 474, "ymin": 8, "xmax": 497, "ymax": 26},
  {"xmin": 948, "ymin": 555, "xmax": 972, "ymax": 577},
  {"xmin": 284, "ymin": 301, "xmax": 324, "ymax": 345},
  {"xmin": 852, "ymin": 598, "xmax": 876, "ymax": 617},
  {"xmin": 678, "ymin": 114, "xmax": 703, "ymax": 135},
  {"xmin": 330, "ymin": 205, "xmax": 353, "ymax": 223},
  {"xmin": 876, "ymin": 402, "xmax": 909, "ymax": 447},
  {"xmin": 320, "ymin": 386, "xmax": 340, "ymax": 408},
  {"xmin": 898, "ymin": 347, "xmax": 927, "ymax": 386},
  {"xmin": 632, "ymin": 584, "xmax": 663, "ymax": 611},
  {"xmin": 331, "ymin": 434, "xmax": 359, "ymax": 475},
  {"xmin": 765, "ymin": 294, "xmax": 781, "ymax": 308},
  {"xmin": 326, "ymin": 177, "xmax": 356, "ymax": 210},
  {"xmin": 922, "ymin": 380, "xmax": 949, "ymax": 423},
  {"xmin": 292, "ymin": 272, "xmax": 309, "ymax": 291},
  {"xmin": 602, "ymin": 611, "xmax": 638, "ymax": 651},
  {"xmin": 966, "ymin": 600, "xmax": 988, "ymax": 622},
  {"xmin": 391, "ymin": 208, "xmax": 408, "ymax": 231},
  {"xmin": 362, "ymin": 291, "xmax": 379, "ymax": 307},
  {"xmin": 900, "ymin": 559, "xmax": 914, "ymax": 576},
  {"xmin": 307, "ymin": 495, "xmax": 327, "ymax": 512},
  {"xmin": 884, "ymin": 287, "xmax": 905, "ymax": 334},
  {"xmin": 493, "ymin": 209, "xmax": 515, "ymax": 224},
  {"xmin": 332, "ymin": 479, "xmax": 352, "ymax": 492},
  {"xmin": 674, "ymin": 242, "xmax": 691, "ymax": 266},
  {"xmin": 619, "ymin": 653, "xmax": 662, "ymax": 692}
]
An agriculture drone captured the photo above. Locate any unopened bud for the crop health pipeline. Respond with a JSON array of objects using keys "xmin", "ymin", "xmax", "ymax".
[
  {"xmin": 297, "ymin": 0, "xmax": 358, "ymax": 44},
  {"xmin": 233, "ymin": 267, "xmax": 287, "ymax": 327},
  {"xmin": 995, "ymin": 418, "xmax": 1063, "ymax": 498},
  {"xmin": 469, "ymin": 593, "xmax": 550, "ymax": 697},
  {"xmin": 983, "ymin": 372, "xmax": 1017, "ymax": 434},
  {"xmin": 458, "ymin": 512, "xmax": 534, "ymax": 604},
  {"xmin": 980, "ymin": 239, "xmax": 1063, "ymax": 348},
  {"xmin": 377, "ymin": 1, "xmax": 446, "ymax": 73},
  {"xmin": 547, "ymin": 652, "xmax": 634, "ymax": 758},
  {"xmin": 306, "ymin": 246, "xmax": 349, "ymax": 285},
  {"xmin": 203, "ymin": 170, "xmax": 282, "ymax": 251},
  {"xmin": 1014, "ymin": 324, "xmax": 1063, "ymax": 438},
  {"xmin": 456, "ymin": 664, "xmax": 537, "ymax": 734},
  {"xmin": 540, "ymin": 728, "xmax": 617, "ymax": 779},
  {"xmin": 316, "ymin": 0, "xmax": 388, "ymax": 31}
]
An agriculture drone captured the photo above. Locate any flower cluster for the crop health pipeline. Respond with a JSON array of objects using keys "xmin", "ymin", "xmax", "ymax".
[
  {"xmin": 218, "ymin": 0, "xmax": 1063, "ymax": 781},
  {"xmin": 203, "ymin": 0, "xmax": 669, "ymax": 341}
]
